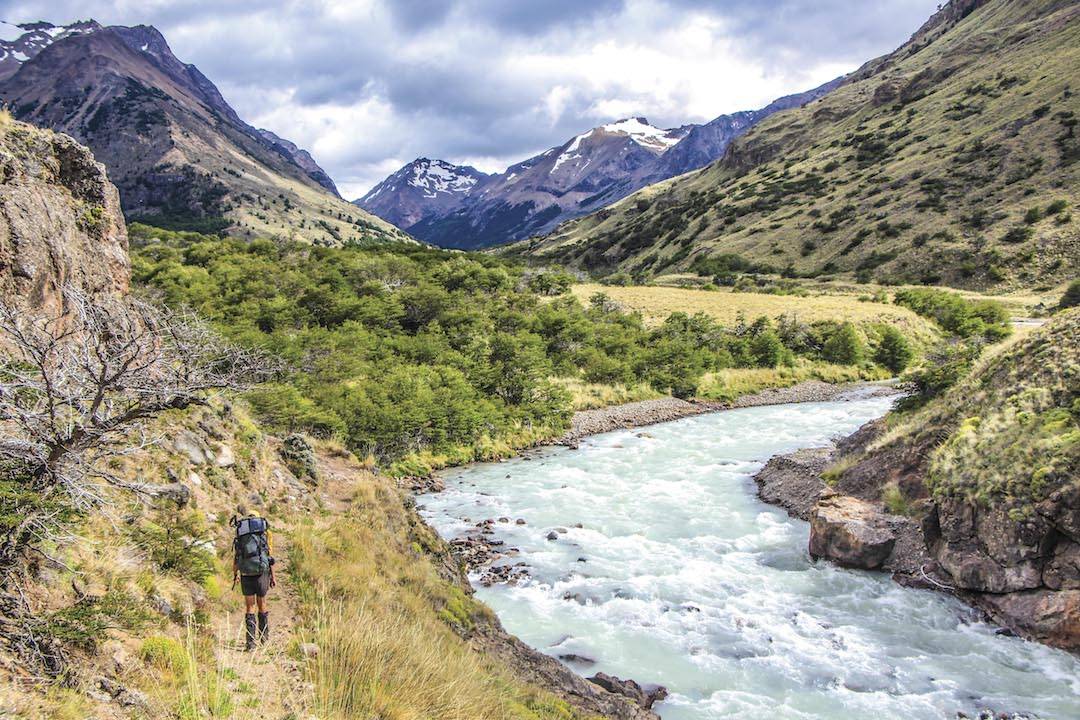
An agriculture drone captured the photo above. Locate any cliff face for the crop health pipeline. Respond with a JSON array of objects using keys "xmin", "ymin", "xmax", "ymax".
[{"xmin": 0, "ymin": 116, "xmax": 129, "ymax": 313}]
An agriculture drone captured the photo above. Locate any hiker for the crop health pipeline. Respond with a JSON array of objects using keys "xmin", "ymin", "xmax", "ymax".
[{"xmin": 231, "ymin": 513, "xmax": 276, "ymax": 651}]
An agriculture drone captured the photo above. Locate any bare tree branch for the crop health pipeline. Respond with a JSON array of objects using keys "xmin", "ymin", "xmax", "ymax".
[{"xmin": 0, "ymin": 287, "xmax": 277, "ymax": 569}]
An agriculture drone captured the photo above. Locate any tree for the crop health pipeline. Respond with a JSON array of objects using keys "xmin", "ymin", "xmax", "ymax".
[
  {"xmin": 1058, "ymin": 279, "xmax": 1080, "ymax": 311},
  {"xmin": 822, "ymin": 323, "xmax": 866, "ymax": 365},
  {"xmin": 0, "ymin": 289, "xmax": 274, "ymax": 568},
  {"xmin": 0, "ymin": 289, "xmax": 274, "ymax": 674},
  {"xmin": 749, "ymin": 328, "xmax": 785, "ymax": 368},
  {"xmin": 874, "ymin": 326, "xmax": 914, "ymax": 374}
]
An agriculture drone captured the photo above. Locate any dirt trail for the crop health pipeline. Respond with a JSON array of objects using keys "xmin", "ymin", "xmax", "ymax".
[{"xmin": 208, "ymin": 453, "xmax": 358, "ymax": 718}]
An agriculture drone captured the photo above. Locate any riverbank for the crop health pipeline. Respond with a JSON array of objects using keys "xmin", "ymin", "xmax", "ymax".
[
  {"xmin": 751, "ymin": 427, "xmax": 1080, "ymax": 652},
  {"xmin": 557, "ymin": 379, "xmax": 899, "ymax": 446}
]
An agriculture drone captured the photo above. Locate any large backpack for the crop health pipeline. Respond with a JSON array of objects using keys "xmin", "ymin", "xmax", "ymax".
[{"xmin": 233, "ymin": 517, "xmax": 271, "ymax": 576}]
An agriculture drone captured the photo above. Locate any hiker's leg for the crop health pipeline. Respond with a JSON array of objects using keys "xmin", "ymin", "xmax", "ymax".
[
  {"xmin": 244, "ymin": 594, "xmax": 258, "ymax": 651},
  {"xmin": 256, "ymin": 582, "xmax": 269, "ymax": 642},
  {"xmin": 244, "ymin": 593, "xmax": 257, "ymax": 613}
]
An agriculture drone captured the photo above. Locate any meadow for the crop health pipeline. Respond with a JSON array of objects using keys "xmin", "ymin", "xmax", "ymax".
[{"xmin": 570, "ymin": 283, "xmax": 940, "ymax": 340}]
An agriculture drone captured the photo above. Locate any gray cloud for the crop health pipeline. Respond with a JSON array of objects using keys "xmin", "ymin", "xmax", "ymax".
[{"xmin": 0, "ymin": 0, "xmax": 939, "ymax": 197}]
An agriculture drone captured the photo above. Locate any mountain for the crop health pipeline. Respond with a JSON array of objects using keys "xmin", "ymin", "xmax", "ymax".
[
  {"xmin": 360, "ymin": 81, "xmax": 839, "ymax": 250},
  {"xmin": 0, "ymin": 20, "xmax": 407, "ymax": 244},
  {"xmin": 356, "ymin": 158, "xmax": 490, "ymax": 229},
  {"xmin": 516, "ymin": 0, "xmax": 1080, "ymax": 290},
  {"xmin": 647, "ymin": 77, "xmax": 845, "ymax": 183}
]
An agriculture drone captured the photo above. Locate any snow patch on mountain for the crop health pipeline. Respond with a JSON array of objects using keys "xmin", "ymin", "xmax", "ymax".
[
  {"xmin": 406, "ymin": 158, "xmax": 482, "ymax": 198},
  {"xmin": 0, "ymin": 20, "xmax": 100, "ymax": 80},
  {"xmin": 599, "ymin": 117, "xmax": 686, "ymax": 151}
]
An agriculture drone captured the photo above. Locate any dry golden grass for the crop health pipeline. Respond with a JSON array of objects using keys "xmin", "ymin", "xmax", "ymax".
[
  {"xmin": 552, "ymin": 378, "xmax": 664, "ymax": 410},
  {"xmin": 571, "ymin": 283, "xmax": 939, "ymax": 337},
  {"xmin": 697, "ymin": 363, "xmax": 889, "ymax": 402},
  {"xmin": 289, "ymin": 480, "xmax": 588, "ymax": 720}
]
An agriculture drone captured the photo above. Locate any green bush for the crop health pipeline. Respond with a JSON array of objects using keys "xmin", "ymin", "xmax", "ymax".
[
  {"xmin": 822, "ymin": 323, "xmax": 866, "ymax": 365},
  {"xmin": 899, "ymin": 339, "xmax": 982, "ymax": 409},
  {"xmin": 894, "ymin": 287, "xmax": 1009, "ymax": 341},
  {"xmin": 874, "ymin": 325, "xmax": 914, "ymax": 374}
]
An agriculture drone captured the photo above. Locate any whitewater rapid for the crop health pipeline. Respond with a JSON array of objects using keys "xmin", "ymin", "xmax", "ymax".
[{"xmin": 419, "ymin": 396, "xmax": 1080, "ymax": 719}]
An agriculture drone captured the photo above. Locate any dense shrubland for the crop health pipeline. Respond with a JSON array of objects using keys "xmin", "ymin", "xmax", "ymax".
[
  {"xmin": 130, "ymin": 225, "xmax": 917, "ymax": 472},
  {"xmin": 889, "ymin": 287, "xmax": 1011, "ymax": 409}
]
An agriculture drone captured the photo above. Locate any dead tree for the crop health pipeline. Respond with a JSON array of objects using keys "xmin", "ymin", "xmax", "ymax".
[{"xmin": 0, "ymin": 288, "xmax": 274, "ymax": 674}]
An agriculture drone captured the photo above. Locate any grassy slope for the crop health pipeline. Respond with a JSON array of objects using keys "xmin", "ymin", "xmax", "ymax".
[
  {"xmin": 156, "ymin": 109, "xmax": 412, "ymax": 246},
  {"xmin": 3, "ymin": 402, "xmax": 597, "ymax": 720},
  {"xmin": 519, "ymin": 0, "xmax": 1080, "ymax": 290},
  {"xmin": 864, "ymin": 308, "xmax": 1078, "ymax": 510}
]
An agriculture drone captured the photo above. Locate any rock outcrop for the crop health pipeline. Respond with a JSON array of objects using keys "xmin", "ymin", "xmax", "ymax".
[
  {"xmin": 808, "ymin": 494, "xmax": 896, "ymax": 570},
  {"xmin": 0, "ymin": 118, "xmax": 129, "ymax": 313}
]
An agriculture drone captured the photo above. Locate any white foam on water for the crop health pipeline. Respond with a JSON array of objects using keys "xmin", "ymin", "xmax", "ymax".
[{"xmin": 420, "ymin": 396, "xmax": 1080, "ymax": 719}]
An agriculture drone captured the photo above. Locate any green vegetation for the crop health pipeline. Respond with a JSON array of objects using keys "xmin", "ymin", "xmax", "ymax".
[
  {"xmin": 891, "ymin": 310, "xmax": 1078, "ymax": 512},
  {"xmin": 893, "ymin": 288, "xmax": 1010, "ymax": 341},
  {"xmin": 874, "ymin": 326, "xmax": 914, "ymax": 374},
  {"xmin": 891, "ymin": 288, "xmax": 1010, "ymax": 408},
  {"xmin": 131, "ymin": 227, "xmax": 918, "ymax": 471}
]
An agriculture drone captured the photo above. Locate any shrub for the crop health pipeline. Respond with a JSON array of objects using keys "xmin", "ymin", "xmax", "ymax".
[
  {"xmin": 874, "ymin": 326, "xmax": 914, "ymax": 374},
  {"xmin": 822, "ymin": 323, "xmax": 866, "ymax": 365},
  {"xmin": 140, "ymin": 636, "xmax": 190, "ymax": 674},
  {"xmin": 899, "ymin": 339, "xmax": 982, "ymax": 409},
  {"xmin": 893, "ymin": 288, "xmax": 1009, "ymax": 341},
  {"xmin": 1058, "ymin": 279, "xmax": 1080, "ymax": 310},
  {"xmin": 749, "ymin": 329, "xmax": 785, "ymax": 368}
]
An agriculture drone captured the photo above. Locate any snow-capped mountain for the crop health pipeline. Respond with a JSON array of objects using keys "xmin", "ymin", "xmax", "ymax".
[
  {"xmin": 0, "ymin": 20, "xmax": 100, "ymax": 81},
  {"xmin": 357, "ymin": 158, "xmax": 490, "ymax": 230},
  {"xmin": 360, "ymin": 117, "xmax": 690, "ymax": 249},
  {"xmin": 360, "ymin": 79, "xmax": 841, "ymax": 250}
]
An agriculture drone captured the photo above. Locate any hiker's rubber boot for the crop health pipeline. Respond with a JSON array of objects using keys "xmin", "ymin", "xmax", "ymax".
[
  {"xmin": 257, "ymin": 611, "xmax": 269, "ymax": 644},
  {"xmin": 244, "ymin": 613, "xmax": 257, "ymax": 651}
]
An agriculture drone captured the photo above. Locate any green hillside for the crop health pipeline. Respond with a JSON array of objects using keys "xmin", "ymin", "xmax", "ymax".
[{"xmin": 514, "ymin": 0, "xmax": 1079, "ymax": 290}]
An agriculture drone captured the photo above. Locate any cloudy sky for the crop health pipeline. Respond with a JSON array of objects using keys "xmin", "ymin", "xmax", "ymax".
[{"xmin": 1, "ymin": 0, "xmax": 939, "ymax": 198}]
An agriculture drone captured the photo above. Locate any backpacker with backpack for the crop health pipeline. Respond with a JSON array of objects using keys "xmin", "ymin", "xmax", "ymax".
[{"xmin": 233, "ymin": 516, "xmax": 271, "ymax": 576}]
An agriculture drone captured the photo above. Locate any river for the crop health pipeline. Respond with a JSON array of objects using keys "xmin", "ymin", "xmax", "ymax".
[{"xmin": 419, "ymin": 395, "xmax": 1080, "ymax": 719}]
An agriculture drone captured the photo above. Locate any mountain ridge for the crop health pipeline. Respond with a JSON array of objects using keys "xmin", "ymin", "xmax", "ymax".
[
  {"xmin": 515, "ymin": 0, "xmax": 1079, "ymax": 290},
  {"xmin": 357, "ymin": 80, "xmax": 840, "ymax": 249},
  {"xmin": 0, "ymin": 20, "xmax": 405, "ymax": 244}
]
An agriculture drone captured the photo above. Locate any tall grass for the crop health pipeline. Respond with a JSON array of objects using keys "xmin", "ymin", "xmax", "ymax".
[
  {"xmin": 307, "ymin": 600, "xmax": 516, "ymax": 720},
  {"xmin": 553, "ymin": 378, "xmax": 664, "ymax": 410},
  {"xmin": 289, "ymin": 487, "xmax": 586, "ymax": 720}
]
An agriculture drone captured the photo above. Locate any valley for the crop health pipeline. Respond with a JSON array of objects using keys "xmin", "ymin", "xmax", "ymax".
[{"xmin": 0, "ymin": 0, "xmax": 1077, "ymax": 719}]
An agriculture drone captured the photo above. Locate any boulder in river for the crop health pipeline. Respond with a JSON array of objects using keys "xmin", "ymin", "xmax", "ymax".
[{"xmin": 809, "ymin": 495, "xmax": 896, "ymax": 570}]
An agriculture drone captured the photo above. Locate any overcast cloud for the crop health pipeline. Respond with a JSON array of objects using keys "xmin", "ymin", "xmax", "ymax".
[{"xmin": 0, "ymin": 0, "xmax": 939, "ymax": 198}]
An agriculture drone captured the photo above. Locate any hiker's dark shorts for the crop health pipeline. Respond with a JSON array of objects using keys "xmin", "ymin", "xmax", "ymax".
[{"xmin": 240, "ymin": 572, "xmax": 271, "ymax": 597}]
